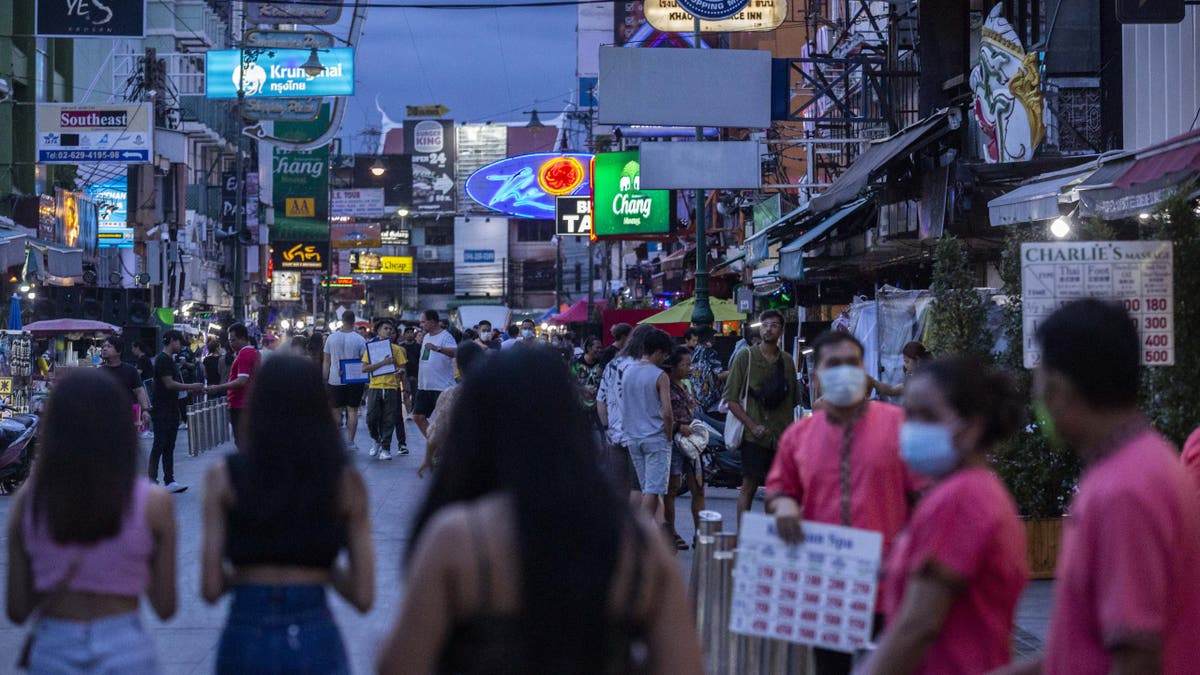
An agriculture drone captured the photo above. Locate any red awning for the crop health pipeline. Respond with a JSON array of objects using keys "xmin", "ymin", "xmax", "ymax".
[
  {"xmin": 1114, "ymin": 128, "xmax": 1200, "ymax": 188},
  {"xmin": 548, "ymin": 299, "xmax": 607, "ymax": 325}
]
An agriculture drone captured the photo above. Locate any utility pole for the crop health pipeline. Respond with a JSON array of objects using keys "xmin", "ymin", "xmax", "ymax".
[
  {"xmin": 231, "ymin": 46, "xmax": 247, "ymax": 322},
  {"xmin": 690, "ymin": 16, "xmax": 714, "ymax": 329}
]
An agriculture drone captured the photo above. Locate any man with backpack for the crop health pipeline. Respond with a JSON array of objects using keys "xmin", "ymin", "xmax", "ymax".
[{"xmin": 723, "ymin": 309, "xmax": 798, "ymax": 523}]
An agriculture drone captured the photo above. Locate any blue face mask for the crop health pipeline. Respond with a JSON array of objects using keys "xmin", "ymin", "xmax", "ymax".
[{"xmin": 899, "ymin": 421, "xmax": 960, "ymax": 478}]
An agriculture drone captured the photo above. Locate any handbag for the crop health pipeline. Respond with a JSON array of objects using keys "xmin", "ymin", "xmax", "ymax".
[{"xmin": 723, "ymin": 349, "xmax": 754, "ymax": 449}]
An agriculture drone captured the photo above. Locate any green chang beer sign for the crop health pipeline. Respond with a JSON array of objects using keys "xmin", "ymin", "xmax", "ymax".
[
  {"xmin": 271, "ymin": 104, "xmax": 331, "ymax": 242},
  {"xmin": 592, "ymin": 151, "xmax": 671, "ymax": 237}
]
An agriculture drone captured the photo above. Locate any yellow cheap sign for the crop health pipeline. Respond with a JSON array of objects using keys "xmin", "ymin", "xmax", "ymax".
[{"xmin": 379, "ymin": 256, "xmax": 413, "ymax": 274}]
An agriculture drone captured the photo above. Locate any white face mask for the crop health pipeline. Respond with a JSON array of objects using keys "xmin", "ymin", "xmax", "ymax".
[
  {"xmin": 819, "ymin": 365, "xmax": 867, "ymax": 407},
  {"xmin": 521, "ymin": 329, "xmax": 534, "ymax": 339},
  {"xmin": 481, "ymin": 331, "xmax": 492, "ymax": 340}
]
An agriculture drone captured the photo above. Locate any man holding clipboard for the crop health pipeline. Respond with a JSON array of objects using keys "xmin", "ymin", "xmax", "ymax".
[
  {"xmin": 362, "ymin": 317, "xmax": 410, "ymax": 460},
  {"xmin": 323, "ymin": 310, "xmax": 369, "ymax": 447}
]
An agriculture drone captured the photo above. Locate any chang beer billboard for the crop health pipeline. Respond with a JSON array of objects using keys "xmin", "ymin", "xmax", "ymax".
[
  {"xmin": 271, "ymin": 105, "xmax": 330, "ymax": 242},
  {"xmin": 591, "ymin": 151, "xmax": 672, "ymax": 237}
]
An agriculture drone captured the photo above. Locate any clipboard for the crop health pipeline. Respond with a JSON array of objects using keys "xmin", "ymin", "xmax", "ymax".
[
  {"xmin": 339, "ymin": 358, "xmax": 369, "ymax": 384},
  {"xmin": 366, "ymin": 340, "xmax": 398, "ymax": 377}
]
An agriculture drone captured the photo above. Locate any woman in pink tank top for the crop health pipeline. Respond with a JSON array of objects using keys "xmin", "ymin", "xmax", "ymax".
[{"xmin": 7, "ymin": 369, "xmax": 178, "ymax": 673}]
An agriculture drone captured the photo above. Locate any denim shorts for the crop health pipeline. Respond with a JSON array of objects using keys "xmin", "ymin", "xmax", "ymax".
[
  {"xmin": 627, "ymin": 436, "xmax": 672, "ymax": 495},
  {"xmin": 31, "ymin": 611, "xmax": 159, "ymax": 674},
  {"xmin": 217, "ymin": 584, "xmax": 349, "ymax": 675}
]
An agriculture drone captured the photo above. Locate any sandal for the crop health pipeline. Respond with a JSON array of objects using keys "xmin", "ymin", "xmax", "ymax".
[{"xmin": 665, "ymin": 526, "xmax": 689, "ymax": 550}]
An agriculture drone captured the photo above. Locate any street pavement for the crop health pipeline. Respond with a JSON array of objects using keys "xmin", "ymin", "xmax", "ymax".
[{"xmin": 0, "ymin": 416, "xmax": 1052, "ymax": 674}]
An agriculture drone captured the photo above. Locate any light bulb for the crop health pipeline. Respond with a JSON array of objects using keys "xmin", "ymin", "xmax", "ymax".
[{"xmin": 1050, "ymin": 217, "xmax": 1071, "ymax": 239}]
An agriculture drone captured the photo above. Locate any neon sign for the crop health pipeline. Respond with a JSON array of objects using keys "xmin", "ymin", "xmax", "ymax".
[{"xmin": 465, "ymin": 153, "xmax": 594, "ymax": 219}]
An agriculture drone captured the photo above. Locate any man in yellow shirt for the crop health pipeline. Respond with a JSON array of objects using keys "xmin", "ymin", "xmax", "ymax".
[{"xmin": 362, "ymin": 317, "xmax": 409, "ymax": 459}]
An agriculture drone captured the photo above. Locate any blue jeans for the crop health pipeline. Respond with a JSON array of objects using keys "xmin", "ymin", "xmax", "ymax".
[
  {"xmin": 217, "ymin": 585, "xmax": 349, "ymax": 675},
  {"xmin": 30, "ymin": 611, "xmax": 159, "ymax": 674}
]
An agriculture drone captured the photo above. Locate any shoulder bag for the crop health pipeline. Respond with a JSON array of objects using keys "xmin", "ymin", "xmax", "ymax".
[{"xmin": 723, "ymin": 348, "xmax": 754, "ymax": 449}]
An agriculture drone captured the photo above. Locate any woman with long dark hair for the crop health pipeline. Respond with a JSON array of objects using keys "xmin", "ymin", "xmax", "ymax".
[
  {"xmin": 378, "ymin": 346, "xmax": 702, "ymax": 675},
  {"xmin": 7, "ymin": 369, "xmax": 178, "ymax": 672},
  {"xmin": 201, "ymin": 355, "xmax": 374, "ymax": 674}
]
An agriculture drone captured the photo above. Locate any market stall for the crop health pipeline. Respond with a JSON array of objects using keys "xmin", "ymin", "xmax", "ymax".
[{"xmin": 24, "ymin": 319, "xmax": 122, "ymax": 411}]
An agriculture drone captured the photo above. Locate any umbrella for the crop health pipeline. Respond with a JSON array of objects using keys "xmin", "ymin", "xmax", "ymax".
[
  {"xmin": 549, "ymin": 299, "xmax": 607, "ymax": 325},
  {"xmin": 6, "ymin": 294, "xmax": 21, "ymax": 331},
  {"xmin": 638, "ymin": 297, "xmax": 746, "ymax": 325},
  {"xmin": 24, "ymin": 319, "xmax": 121, "ymax": 339}
]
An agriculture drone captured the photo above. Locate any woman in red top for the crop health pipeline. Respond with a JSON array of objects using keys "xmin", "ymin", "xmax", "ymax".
[{"xmin": 861, "ymin": 357, "xmax": 1028, "ymax": 675}]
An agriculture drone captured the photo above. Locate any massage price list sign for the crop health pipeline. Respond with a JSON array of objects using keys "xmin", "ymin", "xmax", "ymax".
[
  {"xmin": 1021, "ymin": 241, "xmax": 1174, "ymax": 368},
  {"xmin": 730, "ymin": 514, "xmax": 882, "ymax": 654}
]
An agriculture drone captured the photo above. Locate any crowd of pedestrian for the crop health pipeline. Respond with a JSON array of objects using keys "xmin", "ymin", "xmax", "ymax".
[{"xmin": 8, "ymin": 297, "xmax": 1200, "ymax": 674}]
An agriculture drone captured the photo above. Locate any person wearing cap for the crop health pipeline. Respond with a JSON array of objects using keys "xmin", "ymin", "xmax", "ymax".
[{"xmin": 362, "ymin": 317, "xmax": 409, "ymax": 460}]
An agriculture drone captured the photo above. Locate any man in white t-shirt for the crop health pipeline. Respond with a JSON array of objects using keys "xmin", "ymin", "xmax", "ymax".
[
  {"xmin": 413, "ymin": 309, "xmax": 457, "ymax": 438},
  {"xmin": 323, "ymin": 310, "xmax": 369, "ymax": 446}
]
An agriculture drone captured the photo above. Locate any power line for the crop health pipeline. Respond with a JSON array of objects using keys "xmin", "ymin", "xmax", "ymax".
[{"xmin": 239, "ymin": 0, "xmax": 613, "ymax": 9}]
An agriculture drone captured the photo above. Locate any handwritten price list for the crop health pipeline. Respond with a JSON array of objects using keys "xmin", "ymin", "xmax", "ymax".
[
  {"xmin": 730, "ymin": 514, "xmax": 882, "ymax": 654},
  {"xmin": 1021, "ymin": 241, "xmax": 1174, "ymax": 368}
]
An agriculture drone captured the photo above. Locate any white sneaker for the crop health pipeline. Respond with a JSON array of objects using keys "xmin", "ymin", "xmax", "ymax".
[
  {"xmin": 164, "ymin": 482, "xmax": 188, "ymax": 494},
  {"xmin": 140, "ymin": 430, "xmax": 153, "ymax": 439},
  {"xmin": 379, "ymin": 449, "xmax": 393, "ymax": 460},
  {"xmin": 368, "ymin": 443, "xmax": 380, "ymax": 458}
]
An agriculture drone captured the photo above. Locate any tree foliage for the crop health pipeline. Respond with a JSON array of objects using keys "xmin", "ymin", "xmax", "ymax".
[{"xmin": 925, "ymin": 235, "xmax": 992, "ymax": 358}]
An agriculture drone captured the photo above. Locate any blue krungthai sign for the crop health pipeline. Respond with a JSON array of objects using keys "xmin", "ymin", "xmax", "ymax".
[
  {"xmin": 205, "ymin": 48, "xmax": 355, "ymax": 99},
  {"xmin": 465, "ymin": 152, "xmax": 594, "ymax": 219}
]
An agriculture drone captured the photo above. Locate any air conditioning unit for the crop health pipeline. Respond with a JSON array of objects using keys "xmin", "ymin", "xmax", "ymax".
[{"xmin": 421, "ymin": 247, "xmax": 439, "ymax": 261}]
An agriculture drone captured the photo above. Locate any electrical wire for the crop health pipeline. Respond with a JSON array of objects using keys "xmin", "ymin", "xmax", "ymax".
[{"xmin": 237, "ymin": 0, "xmax": 615, "ymax": 9}]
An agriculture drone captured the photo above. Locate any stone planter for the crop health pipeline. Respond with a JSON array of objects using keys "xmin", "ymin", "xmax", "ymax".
[{"xmin": 1024, "ymin": 516, "xmax": 1065, "ymax": 580}]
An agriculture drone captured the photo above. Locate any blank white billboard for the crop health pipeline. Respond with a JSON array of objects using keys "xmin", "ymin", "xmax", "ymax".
[
  {"xmin": 639, "ymin": 141, "xmax": 762, "ymax": 189},
  {"xmin": 597, "ymin": 47, "xmax": 772, "ymax": 128}
]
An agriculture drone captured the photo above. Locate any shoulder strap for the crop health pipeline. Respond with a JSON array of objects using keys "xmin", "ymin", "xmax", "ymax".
[{"xmin": 740, "ymin": 349, "xmax": 754, "ymax": 403}]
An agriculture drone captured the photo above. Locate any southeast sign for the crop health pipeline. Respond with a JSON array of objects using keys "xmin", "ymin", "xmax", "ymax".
[
  {"xmin": 205, "ymin": 48, "xmax": 355, "ymax": 99},
  {"xmin": 591, "ymin": 151, "xmax": 672, "ymax": 237},
  {"xmin": 466, "ymin": 153, "xmax": 594, "ymax": 219},
  {"xmin": 36, "ymin": 104, "xmax": 153, "ymax": 163}
]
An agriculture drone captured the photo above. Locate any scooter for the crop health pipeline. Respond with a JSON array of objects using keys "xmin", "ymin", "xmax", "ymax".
[{"xmin": 0, "ymin": 408, "xmax": 38, "ymax": 494}]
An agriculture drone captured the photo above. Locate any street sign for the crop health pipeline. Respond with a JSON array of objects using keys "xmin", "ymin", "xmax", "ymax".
[
  {"xmin": 556, "ymin": 196, "xmax": 592, "ymax": 236},
  {"xmin": 675, "ymin": 0, "xmax": 751, "ymax": 21},
  {"xmin": 243, "ymin": 98, "xmax": 322, "ymax": 122},
  {"xmin": 1021, "ymin": 241, "xmax": 1175, "ymax": 367},
  {"xmin": 331, "ymin": 188, "xmax": 385, "ymax": 218},
  {"xmin": 246, "ymin": 0, "xmax": 342, "ymax": 25},
  {"xmin": 205, "ymin": 48, "xmax": 355, "ymax": 99},
  {"xmin": 37, "ymin": 0, "xmax": 146, "ymax": 38},
  {"xmin": 406, "ymin": 105, "xmax": 450, "ymax": 117},
  {"xmin": 36, "ymin": 104, "xmax": 153, "ymax": 164},
  {"xmin": 244, "ymin": 30, "xmax": 335, "ymax": 49}
]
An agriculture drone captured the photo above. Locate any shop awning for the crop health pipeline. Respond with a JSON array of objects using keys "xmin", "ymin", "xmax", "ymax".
[
  {"xmin": 710, "ymin": 252, "xmax": 745, "ymax": 274},
  {"xmin": 1114, "ymin": 128, "xmax": 1200, "ymax": 188},
  {"xmin": 779, "ymin": 199, "xmax": 871, "ymax": 280},
  {"xmin": 988, "ymin": 163, "xmax": 1097, "ymax": 226},
  {"xmin": 0, "ymin": 230, "xmax": 28, "ymax": 270},
  {"xmin": 809, "ymin": 110, "xmax": 956, "ymax": 215},
  {"xmin": 27, "ymin": 239, "xmax": 82, "ymax": 278}
]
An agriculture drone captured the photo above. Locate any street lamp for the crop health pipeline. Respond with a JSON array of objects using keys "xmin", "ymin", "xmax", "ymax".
[
  {"xmin": 525, "ymin": 110, "xmax": 545, "ymax": 129},
  {"xmin": 369, "ymin": 156, "xmax": 386, "ymax": 177},
  {"xmin": 301, "ymin": 48, "xmax": 326, "ymax": 77}
]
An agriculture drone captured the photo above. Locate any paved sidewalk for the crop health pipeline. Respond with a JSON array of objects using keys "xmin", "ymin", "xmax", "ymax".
[{"xmin": 0, "ymin": 417, "xmax": 1053, "ymax": 673}]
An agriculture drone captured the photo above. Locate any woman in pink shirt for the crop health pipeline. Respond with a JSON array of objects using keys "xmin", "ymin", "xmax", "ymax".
[
  {"xmin": 7, "ymin": 369, "xmax": 178, "ymax": 672},
  {"xmin": 861, "ymin": 357, "xmax": 1028, "ymax": 675}
]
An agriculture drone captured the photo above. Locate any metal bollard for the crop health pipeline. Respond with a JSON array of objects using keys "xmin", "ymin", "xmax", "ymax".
[
  {"xmin": 711, "ymin": 532, "xmax": 737, "ymax": 673},
  {"xmin": 206, "ymin": 400, "xmax": 218, "ymax": 451},
  {"xmin": 203, "ymin": 400, "xmax": 215, "ymax": 451},
  {"xmin": 194, "ymin": 401, "xmax": 206, "ymax": 452},
  {"xmin": 186, "ymin": 403, "xmax": 198, "ymax": 456},
  {"xmin": 690, "ymin": 510, "xmax": 723, "ymax": 673},
  {"xmin": 220, "ymin": 401, "xmax": 230, "ymax": 443}
]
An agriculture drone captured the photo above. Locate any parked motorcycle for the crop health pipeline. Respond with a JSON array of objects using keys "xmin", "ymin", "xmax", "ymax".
[{"xmin": 0, "ymin": 408, "xmax": 38, "ymax": 494}]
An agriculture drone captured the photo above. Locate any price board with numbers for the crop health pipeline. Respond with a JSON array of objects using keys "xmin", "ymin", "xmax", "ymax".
[
  {"xmin": 730, "ymin": 514, "xmax": 882, "ymax": 653},
  {"xmin": 1021, "ymin": 241, "xmax": 1174, "ymax": 367}
]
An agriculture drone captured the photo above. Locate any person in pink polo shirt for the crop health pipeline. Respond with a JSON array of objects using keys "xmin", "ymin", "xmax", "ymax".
[
  {"xmin": 861, "ymin": 356, "xmax": 1028, "ymax": 675},
  {"xmin": 766, "ymin": 330, "xmax": 923, "ymax": 675},
  {"xmin": 995, "ymin": 299, "xmax": 1200, "ymax": 675}
]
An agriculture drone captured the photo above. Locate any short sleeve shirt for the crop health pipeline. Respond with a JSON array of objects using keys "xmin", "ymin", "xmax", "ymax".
[
  {"xmin": 569, "ymin": 355, "xmax": 603, "ymax": 408},
  {"xmin": 597, "ymin": 356, "xmax": 636, "ymax": 446},
  {"xmin": 690, "ymin": 344, "xmax": 725, "ymax": 412},
  {"xmin": 362, "ymin": 341, "xmax": 407, "ymax": 390},
  {"xmin": 98, "ymin": 362, "xmax": 142, "ymax": 405},
  {"xmin": 226, "ymin": 346, "xmax": 260, "ymax": 410},
  {"xmin": 418, "ymin": 331, "xmax": 458, "ymax": 392},
  {"xmin": 723, "ymin": 346, "xmax": 798, "ymax": 448},
  {"xmin": 323, "ymin": 330, "xmax": 368, "ymax": 386},
  {"xmin": 150, "ymin": 352, "xmax": 182, "ymax": 413},
  {"xmin": 883, "ymin": 468, "xmax": 1028, "ymax": 674},
  {"xmin": 1043, "ymin": 429, "xmax": 1200, "ymax": 675},
  {"xmin": 766, "ymin": 401, "xmax": 920, "ymax": 560},
  {"xmin": 1181, "ymin": 427, "xmax": 1200, "ymax": 493}
]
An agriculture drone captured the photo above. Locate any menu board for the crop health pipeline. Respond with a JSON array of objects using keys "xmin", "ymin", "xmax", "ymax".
[
  {"xmin": 1021, "ymin": 241, "xmax": 1173, "ymax": 367},
  {"xmin": 731, "ymin": 514, "xmax": 882, "ymax": 654}
]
